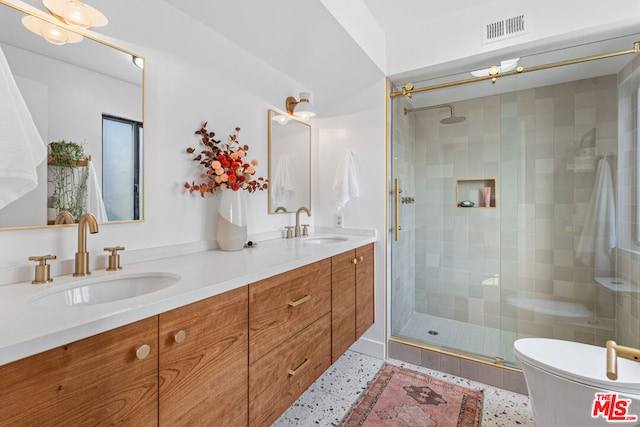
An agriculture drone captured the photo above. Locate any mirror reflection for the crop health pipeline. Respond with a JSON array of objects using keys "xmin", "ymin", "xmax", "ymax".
[
  {"xmin": 268, "ymin": 109, "xmax": 311, "ymax": 213},
  {"xmin": 0, "ymin": 2, "xmax": 144, "ymax": 229}
]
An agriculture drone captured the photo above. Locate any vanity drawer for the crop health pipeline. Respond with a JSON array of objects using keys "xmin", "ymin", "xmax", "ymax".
[
  {"xmin": 249, "ymin": 313, "xmax": 331, "ymax": 427},
  {"xmin": 249, "ymin": 258, "xmax": 331, "ymax": 363}
]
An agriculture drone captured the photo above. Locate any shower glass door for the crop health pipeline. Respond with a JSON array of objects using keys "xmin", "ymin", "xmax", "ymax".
[
  {"xmin": 389, "ymin": 33, "xmax": 640, "ymax": 368},
  {"xmin": 390, "ymin": 91, "xmax": 512, "ymax": 364}
]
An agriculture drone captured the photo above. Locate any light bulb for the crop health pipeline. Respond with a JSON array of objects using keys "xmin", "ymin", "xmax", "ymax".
[
  {"xmin": 62, "ymin": 0, "xmax": 92, "ymax": 28},
  {"xmin": 272, "ymin": 115, "xmax": 290, "ymax": 125},
  {"xmin": 294, "ymin": 109, "xmax": 316, "ymax": 120},
  {"xmin": 41, "ymin": 25, "xmax": 68, "ymax": 45},
  {"xmin": 22, "ymin": 16, "xmax": 83, "ymax": 45}
]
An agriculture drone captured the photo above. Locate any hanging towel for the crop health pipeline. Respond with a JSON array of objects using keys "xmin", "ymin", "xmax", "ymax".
[
  {"xmin": 0, "ymin": 46, "xmax": 46, "ymax": 210},
  {"xmin": 86, "ymin": 160, "xmax": 108, "ymax": 222},
  {"xmin": 576, "ymin": 158, "xmax": 616, "ymax": 275},
  {"xmin": 332, "ymin": 150, "xmax": 360, "ymax": 210},
  {"xmin": 271, "ymin": 154, "xmax": 294, "ymax": 206}
]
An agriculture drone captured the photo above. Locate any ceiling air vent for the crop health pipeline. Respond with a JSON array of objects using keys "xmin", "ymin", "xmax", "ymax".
[{"xmin": 482, "ymin": 13, "xmax": 528, "ymax": 44}]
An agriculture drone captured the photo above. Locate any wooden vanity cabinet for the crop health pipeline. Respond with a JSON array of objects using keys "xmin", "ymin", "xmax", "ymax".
[
  {"xmin": 159, "ymin": 286, "xmax": 248, "ymax": 426},
  {"xmin": 0, "ymin": 243, "xmax": 374, "ymax": 426},
  {"xmin": 332, "ymin": 243, "xmax": 375, "ymax": 363},
  {"xmin": 248, "ymin": 259, "xmax": 332, "ymax": 427},
  {"xmin": 0, "ymin": 317, "xmax": 158, "ymax": 427}
]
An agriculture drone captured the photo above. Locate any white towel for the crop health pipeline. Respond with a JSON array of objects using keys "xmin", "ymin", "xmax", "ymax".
[
  {"xmin": 576, "ymin": 158, "xmax": 616, "ymax": 275},
  {"xmin": 271, "ymin": 154, "xmax": 294, "ymax": 206},
  {"xmin": 332, "ymin": 151, "xmax": 360, "ymax": 210},
  {"xmin": 87, "ymin": 160, "xmax": 108, "ymax": 222},
  {"xmin": 0, "ymin": 46, "xmax": 46, "ymax": 210}
]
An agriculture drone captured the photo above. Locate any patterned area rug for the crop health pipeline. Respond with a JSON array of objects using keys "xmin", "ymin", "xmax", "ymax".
[{"xmin": 339, "ymin": 363, "xmax": 483, "ymax": 426}]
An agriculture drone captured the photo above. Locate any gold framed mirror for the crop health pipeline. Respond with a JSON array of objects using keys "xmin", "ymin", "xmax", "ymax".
[
  {"xmin": 267, "ymin": 109, "xmax": 311, "ymax": 214},
  {"xmin": 0, "ymin": 0, "xmax": 144, "ymax": 230}
]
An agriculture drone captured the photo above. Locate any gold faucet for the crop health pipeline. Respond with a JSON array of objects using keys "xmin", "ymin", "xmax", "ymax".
[
  {"xmin": 74, "ymin": 213, "xmax": 99, "ymax": 276},
  {"xmin": 54, "ymin": 210, "xmax": 74, "ymax": 224},
  {"xmin": 294, "ymin": 207, "xmax": 310, "ymax": 237},
  {"xmin": 606, "ymin": 340, "xmax": 640, "ymax": 380}
]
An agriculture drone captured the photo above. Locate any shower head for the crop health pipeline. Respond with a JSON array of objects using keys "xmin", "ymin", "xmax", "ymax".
[
  {"xmin": 440, "ymin": 115, "xmax": 466, "ymax": 125},
  {"xmin": 404, "ymin": 103, "xmax": 466, "ymax": 125}
]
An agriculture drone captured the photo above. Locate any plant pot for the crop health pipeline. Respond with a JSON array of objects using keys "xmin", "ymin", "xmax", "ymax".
[{"xmin": 216, "ymin": 189, "xmax": 247, "ymax": 251}]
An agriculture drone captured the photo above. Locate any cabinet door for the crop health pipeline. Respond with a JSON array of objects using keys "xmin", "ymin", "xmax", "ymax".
[
  {"xmin": 0, "ymin": 317, "xmax": 158, "ymax": 427},
  {"xmin": 249, "ymin": 259, "xmax": 331, "ymax": 364},
  {"xmin": 249, "ymin": 313, "xmax": 331, "ymax": 427},
  {"xmin": 355, "ymin": 243, "xmax": 375, "ymax": 339},
  {"xmin": 159, "ymin": 286, "xmax": 248, "ymax": 427},
  {"xmin": 331, "ymin": 250, "xmax": 356, "ymax": 363}
]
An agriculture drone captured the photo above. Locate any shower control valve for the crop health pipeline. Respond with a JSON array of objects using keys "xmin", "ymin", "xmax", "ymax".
[{"xmin": 401, "ymin": 196, "xmax": 415, "ymax": 204}]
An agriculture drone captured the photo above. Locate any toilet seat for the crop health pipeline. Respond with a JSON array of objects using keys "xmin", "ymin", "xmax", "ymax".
[{"xmin": 514, "ymin": 338, "xmax": 640, "ymax": 396}]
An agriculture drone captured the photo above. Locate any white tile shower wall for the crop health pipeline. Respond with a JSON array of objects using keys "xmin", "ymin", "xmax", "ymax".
[
  {"xmin": 413, "ymin": 97, "xmax": 503, "ymax": 332},
  {"xmin": 412, "ymin": 75, "xmax": 619, "ymax": 349}
]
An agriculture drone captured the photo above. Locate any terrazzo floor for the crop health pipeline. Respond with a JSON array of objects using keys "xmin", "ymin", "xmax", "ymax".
[{"xmin": 273, "ymin": 350, "xmax": 534, "ymax": 426}]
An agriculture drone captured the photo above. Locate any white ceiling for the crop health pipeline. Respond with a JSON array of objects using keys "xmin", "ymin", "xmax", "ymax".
[{"xmin": 361, "ymin": 0, "xmax": 481, "ymax": 35}]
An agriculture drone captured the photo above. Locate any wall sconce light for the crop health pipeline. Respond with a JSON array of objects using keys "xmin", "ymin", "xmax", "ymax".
[
  {"xmin": 21, "ymin": 15, "xmax": 83, "ymax": 45},
  {"xmin": 42, "ymin": 0, "xmax": 108, "ymax": 29},
  {"xmin": 285, "ymin": 92, "xmax": 316, "ymax": 120}
]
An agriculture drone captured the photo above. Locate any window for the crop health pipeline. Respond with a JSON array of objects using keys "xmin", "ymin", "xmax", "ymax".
[{"xmin": 102, "ymin": 115, "xmax": 143, "ymax": 221}]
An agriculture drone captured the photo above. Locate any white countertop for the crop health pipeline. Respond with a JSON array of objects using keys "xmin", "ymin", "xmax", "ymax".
[{"xmin": 0, "ymin": 233, "xmax": 376, "ymax": 366}]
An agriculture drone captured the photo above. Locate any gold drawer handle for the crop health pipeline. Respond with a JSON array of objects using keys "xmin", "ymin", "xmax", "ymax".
[
  {"xmin": 174, "ymin": 330, "xmax": 187, "ymax": 343},
  {"xmin": 136, "ymin": 344, "xmax": 151, "ymax": 360},
  {"xmin": 288, "ymin": 294, "xmax": 311, "ymax": 307},
  {"xmin": 288, "ymin": 358, "xmax": 311, "ymax": 376}
]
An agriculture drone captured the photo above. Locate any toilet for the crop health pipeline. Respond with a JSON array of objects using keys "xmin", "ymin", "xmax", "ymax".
[{"xmin": 514, "ymin": 338, "xmax": 640, "ymax": 427}]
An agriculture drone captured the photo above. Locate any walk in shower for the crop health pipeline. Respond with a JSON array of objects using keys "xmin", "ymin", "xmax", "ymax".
[{"xmin": 389, "ymin": 33, "xmax": 640, "ymax": 369}]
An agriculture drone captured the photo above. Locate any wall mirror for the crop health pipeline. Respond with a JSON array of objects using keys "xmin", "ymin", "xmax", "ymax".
[
  {"xmin": 0, "ymin": 1, "xmax": 144, "ymax": 229},
  {"xmin": 268, "ymin": 109, "xmax": 311, "ymax": 213}
]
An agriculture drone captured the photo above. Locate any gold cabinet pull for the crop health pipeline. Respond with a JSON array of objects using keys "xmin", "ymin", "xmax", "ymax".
[
  {"xmin": 352, "ymin": 258, "xmax": 358, "ymax": 265},
  {"xmin": 358, "ymin": 255, "xmax": 364, "ymax": 262},
  {"xmin": 135, "ymin": 344, "xmax": 151, "ymax": 360},
  {"xmin": 287, "ymin": 358, "xmax": 311, "ymax": 376},
  {"xmin": 174, "ymin": 330, "xmax": 187, "ymax": 343},
  {"xmin": 288, "ymin": 294, "xmax": 311, "ymax": 307}
]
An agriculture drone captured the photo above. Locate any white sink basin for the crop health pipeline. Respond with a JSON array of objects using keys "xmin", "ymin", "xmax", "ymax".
[
  {"xmin": 302, "ymin": 236, "xmax": 349, "ymax": 245},
  {"xmin": 27, "ymin": 272, "xmax": 181, "ymax": 308}
]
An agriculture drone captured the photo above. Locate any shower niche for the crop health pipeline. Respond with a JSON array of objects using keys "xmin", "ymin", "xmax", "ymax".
[{"xmin": 455, "ymin": 178, "xmax": 496, "ymax": 208}]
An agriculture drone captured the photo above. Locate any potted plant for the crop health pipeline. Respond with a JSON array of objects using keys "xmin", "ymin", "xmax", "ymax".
[{"xmin": 47, "ymin": 140, "xmax": 89, "ymax": 221}]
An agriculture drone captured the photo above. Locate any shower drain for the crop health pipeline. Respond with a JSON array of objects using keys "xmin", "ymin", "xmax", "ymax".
[{"xmin": 428, "ymin": 330, "xmax": 439, "ymax": 336}]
